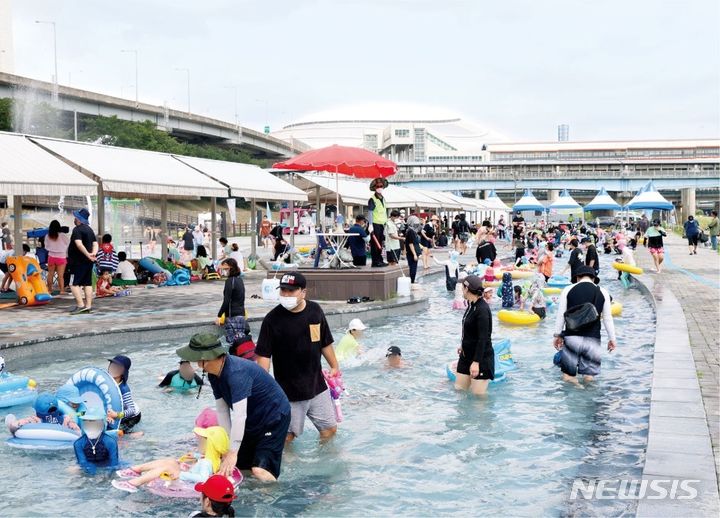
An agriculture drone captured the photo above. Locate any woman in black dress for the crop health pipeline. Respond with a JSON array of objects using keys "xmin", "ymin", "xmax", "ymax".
[{"xmin": 454, "ymin": 275, "xmax": 494, "ymax": 395}]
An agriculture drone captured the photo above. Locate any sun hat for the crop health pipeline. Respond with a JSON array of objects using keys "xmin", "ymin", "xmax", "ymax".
[
  {"xmin": 72, "ymin": 208, "xmax": 90, "ymax": 225},
  {"xmin": 108, "ymin": 355, "xmax": 131, "ymax": 384},
  {"xmin": 34, "ymin": 392, "xmax": 58, "ymax": 414},
  {"xmin": 195, "ymin": 474, "xmax": 236, "ymax": 503},
  {"xmin": 176, "ymin": 333, "xmax": 228, "ymax": 362},
  {"xmin": 575, "ymin": 265, "xmax": 598, "ymax": 280},
  {"xmin": 56, "ymin": 384, "xmax": 83, "ymax": 405},
  {"xmin": 369, "ymin": 177, "xmax": 389, "ymax": 191},
  {"xmin": 79, "ymin": 406, "xmax": 106, "ymax": 421},
  {"xmin": 193, "ymin": 426, "xmax": 230, "ymax": 472},
  {"xmin": 348, "ymin": 318, "xmax": 367, "ymax": 331}
]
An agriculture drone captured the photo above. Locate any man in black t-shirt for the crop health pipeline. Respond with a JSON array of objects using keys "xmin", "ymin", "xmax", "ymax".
[
  {"xmin": 512, "ymin": 212, "xmax": 525, "ymax": 238},
  {"xmin": 67, "ymin": 208, "xmax": 98, "ymax": 315},
  {"xmin": 256, "ymin": 272, "xmax": 340, "ymax": 443},
  {"xmin": 581, "ymin": 237, "xmax": 600, "ymax": 277},
  {"xmin": 561, "ymin": 238, "xmax": 583, "ymax": 283}
]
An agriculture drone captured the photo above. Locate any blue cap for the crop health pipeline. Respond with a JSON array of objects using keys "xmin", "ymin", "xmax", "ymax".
[
  {"xmin": 34, "ymin": 392, "xmax": 58, "ymax": 414},
  {"xmin": 483, "ymin": 258, "xmax": 491, "ymax": 265},
  {"xmin": 56, "ymin": 384, "xmax": 83, "ymax": 405},
  {"xmin": 72, "ymin": 208, "xmax": 90, "ymax": 225},
  {"xmin": 108, "ymin": 355, "xmax": 131, "ymax": 384}
]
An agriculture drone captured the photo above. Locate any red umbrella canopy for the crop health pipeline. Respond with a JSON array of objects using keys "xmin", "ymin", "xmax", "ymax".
[{"xmin": 273, "ymin": 144, "xmax": 397, "ymax": 178}]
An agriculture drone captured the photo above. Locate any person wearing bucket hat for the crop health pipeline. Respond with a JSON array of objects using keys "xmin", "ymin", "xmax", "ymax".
[
  {"xmin": 74, "ymin": 406, "xmax": 120, "ymax": 474},
  {"xmin": 334, "ymin": 318, "xmax": 367, "ymax": 362},
  {"xmin": 191, "ymin": 474, "xmax": 237, "ymax": 517},
  {"xmin": 256, "ymin": 272, "xmax": 340, "ymax": 444},
  {"xmin": 107, "ymin": 355, "xmax": 142, "ymax": 433},
  {"xmin": 553, "ymin": 266, "xmax": 617, "ymax": 385},
  {"xmin": 177, "ymin": 332, "xmax": 290, "ymax": 482},
  {"xmin": 67, "ymin": 207, "xmax": 98, "ymax": 315},
  {"xmin": 455, "ymin": 275, "xmax": 495, "ymax": 395},
  {"xmin": 368, "ymin": 177, "xmax": 389, "ymax": 267}
]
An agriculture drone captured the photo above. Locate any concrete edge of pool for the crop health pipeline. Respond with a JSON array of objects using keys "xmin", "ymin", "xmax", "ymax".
[
  {"xmin": 2, "ymin": 267, "xmax": 718, "ymax": 516},
  {"xmin": 633, "ymin": 275, "xmax": 720, "ymax": 517}
]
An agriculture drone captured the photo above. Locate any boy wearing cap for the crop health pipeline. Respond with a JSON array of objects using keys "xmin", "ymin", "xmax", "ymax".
[
  {"xmin": 177, "ymin": 333, "xmax": 291, "ymax": 482},
  {"xmin": 553, "ymin": 266, "xmax": 617, "ymax": 384},
  {"xmin": 67, "ymin": 208, "xmax": 98, "ymax": 315},
  {"xmin": 256, "ymin": 271, "xmax": 340, "ymax": 443},
  {"xmin": 385, "ymin": 346, "xmax": 403, "ymax": 368},
  {"xmin": 335, "ymin": 318, "xmax": 367, "ymax": 362},
  {"xmin": 581, "ymin": 237, "xmax": 600, "ymax": 277},
  {"xmin": 192, "ymin": 474, "xmax": 237, "ymax": 517}
]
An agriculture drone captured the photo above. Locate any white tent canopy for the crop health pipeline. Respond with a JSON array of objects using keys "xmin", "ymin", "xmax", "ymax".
[
  {"xmin": 548, "ymin": 189, "xmax": 582, "ymax": 211},
  {"xmin": 513, "ymin": 189, "xmax": 546, "ymax": 212},
  {"xmin": 584, "ymin": 187, "xmax": 622, "ymax": 211},
  {"xmin": 485, "ymin": 190, "xmax": 511, "ymax": 211},
  {"xmin": 296, "ymin": 172, "xmax": 369, "ymax": 206},
  {"xmin": 408, "ymin": 189, "xmax": 464, "ymax": 210},
  {"xmin": 176, "ymin": 156, "xmax": 306, "ymax": 202},
  {"xmin": 384, "ymin": 185, "xmax": 443, "ymax": 209},
  {"xmin": 626, "ymin": 181, "xmax": 674, "ymax": 210},
  {"xmin": 0, "ymin": 132, "xmax": 97, "ymax": 196},
  {"xmin": 31, "ymin": 137, "xmax": 228, "ymax": 198}
]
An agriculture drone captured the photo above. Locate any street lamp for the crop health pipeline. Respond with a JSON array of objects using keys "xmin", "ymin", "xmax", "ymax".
[
  {"xmin": 224, "ymin": 85, "xmax": 242, "ymax": 140},
  {"xmin": 174, "ymin": 67, "xmax": 190, "ymax": 114},
  {"xmin": 120, "ymin": 49, "xmax": 138, "ymax": 105},
  {"xmin": 35, "ymin": 20, "xmax": 58, "ymax": 102}
]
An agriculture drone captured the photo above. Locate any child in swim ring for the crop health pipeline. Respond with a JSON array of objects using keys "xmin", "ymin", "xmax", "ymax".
[
  {"xmin": 112, "ymin": 426, "xmax": 230, "ymax": 493},
  {"xmin": 513, "ymin": 285, "xmax": 524, "ymax": 309},
  {"xmin": 106, "ymin": 355, "xmax": 142, "ymax": 433},
  {"xmin": 158, "ymin": 360, "xmax": 204, "ymax": 392},
  {"xmin": 6, "ymin": 392, "xmax": 80, "ymax": 434},
  {"xmin": 74, "ymin": 407, "xmax": 120, "ymax": 474},
  {"xmin": 190, "ymin": 474, "xmax": 237, "ymax": 518}
]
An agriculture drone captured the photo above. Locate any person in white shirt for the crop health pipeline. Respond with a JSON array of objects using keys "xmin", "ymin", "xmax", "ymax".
[
  {"xmin": 228, "ymin": 243, "xmax": 245, "ymax": 273},
  {"xmin": 115, "ymin": 252, "xmax": 138, "ymax": 282}
]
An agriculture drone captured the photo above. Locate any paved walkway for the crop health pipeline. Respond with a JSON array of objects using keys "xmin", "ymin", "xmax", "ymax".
[{"xmin": 634, "ymin": 232, "xmax": 720, "ymax": 489}]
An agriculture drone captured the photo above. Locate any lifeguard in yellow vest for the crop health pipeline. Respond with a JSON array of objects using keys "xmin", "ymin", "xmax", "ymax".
[{"xmin": 368, "ymin": 177, "xmax": 389, "ymax": 267}]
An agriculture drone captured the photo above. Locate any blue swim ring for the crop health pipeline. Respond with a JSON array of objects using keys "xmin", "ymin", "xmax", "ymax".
[
  {"xmin": 547, "ymin": 275, "xmax": 571, "ymax": 288},
  {"xmin": 6, "ymin": 421, "xmax": 80, "ymax": 451},
  {"xmin": 67, "ymin": 367, "xmax": 123, "ymax": 430},
  {"xmin": 0, "ymin": 374, "xmax": 37, "ymax": 408}
]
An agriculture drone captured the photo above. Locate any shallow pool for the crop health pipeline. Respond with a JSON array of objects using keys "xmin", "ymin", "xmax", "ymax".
[{"xmin": 0, "ymin": 261, "xmax": 654, "ymax": 517}]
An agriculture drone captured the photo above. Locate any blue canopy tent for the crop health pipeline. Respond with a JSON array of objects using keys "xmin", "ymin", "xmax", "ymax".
[
  {"xmin": 548, "ymin": 189, "xmax": 582, "ymax": 211},
  {"xmin": 584, "ymin": 187, "xmax": 622, "ymax": 211},
  {"xmin": 625, "ymin": 181, "xmax": 673, "ymax": 210},
  {"xmin": 512, "ymin": 189, "xmax": 546, "ymax": 212}
]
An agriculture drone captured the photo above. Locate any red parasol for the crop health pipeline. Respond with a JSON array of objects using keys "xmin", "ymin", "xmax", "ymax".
[{"xmin": 273, "ymin": 145, "xmax": 397, "ymax": 224}]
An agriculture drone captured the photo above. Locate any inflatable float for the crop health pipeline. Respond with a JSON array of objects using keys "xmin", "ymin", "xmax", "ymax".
[
  {"xmin": 67, "ymin": 367, "xmax": 123, "ymax": 430},
  {"xmin": 139, "ymin": 257, "xmax": 173, "ymax": 278},
  {"xmin": 494, "ymin": 270, "xmax": 535, "ymax": 280},
  {"xmin": 146, "ymin": 467, "xmax": 243, "ymax": 499},
  {"xmin": 483, "ymin": 280, "xmax": 501, "ymax": 288},
  {"xmin": 445, "ymin": 338, "xmax": 517, "ymax": 384},
  {"xmin": 5, "ymin": 419, "xmax": 80, "ymax": 451},
  {"xmin": 547, "ymin": 275, "xmax": 571, "ymax": 288},
  {"xmin": 498, "ymin": 309, "xmax": 541, "ymax": 325},
  {"xmin": 611, "ymin": 301, "xmax": 622, "ymax": 317},
  {"xmin": 0, "ymin": 373, "xmax": 38, "ymax": 408},
  {"xmin": 612, "ymin": 262, "xmax": 643, "ymax": 275},
  {"xmin": 542, "ymin": 287, "xmax": 562, "ymax": 296},
  {"xmin": 6, "ymin": 256, "xmax": 52, "ymax": 306}
]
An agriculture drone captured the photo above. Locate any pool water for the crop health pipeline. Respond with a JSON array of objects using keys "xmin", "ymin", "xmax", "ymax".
[{"xmin": 0, "ymin": 261, "xmax": 654, "ymax": 517}]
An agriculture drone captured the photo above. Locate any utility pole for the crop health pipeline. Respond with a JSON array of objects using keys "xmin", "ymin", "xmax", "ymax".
[{"xmin": 121, "ymin": 49, "xmax": 139, "ymax": 106}]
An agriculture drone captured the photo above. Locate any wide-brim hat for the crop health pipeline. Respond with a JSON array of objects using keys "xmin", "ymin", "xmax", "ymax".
[
  {"xmin": 72, "ymin": 208, "xmax": 90, "ymax": 225},
  {"xmin": 176, "ymin": 333, "xmax": 228, "ymax": 362},
  {"xmin": 369, "ymin": 177, "xmax": 389, "ymax": 191},
  {"xmin": 575, "ymin": 265, "xmax": 598, "ymax": 281}
]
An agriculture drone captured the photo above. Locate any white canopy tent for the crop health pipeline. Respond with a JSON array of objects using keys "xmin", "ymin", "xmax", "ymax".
[
  {"xmin": 296, "ymin": 172, "xmax": 369, "ymax": 206},
  {"xmin": 0, "ymin": 132, "xmax": 98, "ymax": 256},
  {"xmin": 31, "ymin": 136, "xmax": 229, "ymax": 259},
  {"xmin": 408, "ymin": 189, "xmax": 465, "ymax": 210},
  {"xmin": 384, "ymin": 185, "xmax": 443, "ymax": 209}
]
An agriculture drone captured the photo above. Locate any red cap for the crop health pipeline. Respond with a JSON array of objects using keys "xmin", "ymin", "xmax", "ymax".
[{"xmin": 195, "ymin": 475, "xmax": 235, "ymax": 503}]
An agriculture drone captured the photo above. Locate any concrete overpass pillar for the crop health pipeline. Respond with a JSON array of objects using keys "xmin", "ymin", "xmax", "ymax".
[
  {"xmin": 475, "ymin": 190, "xmax": 481, "ymax": 199},
  {"xmin": 680, "ymin": 188, "xmax": 696, "ymax": 222},
  {"xmin": 547, "ymin": 189, "xmax": 559, "ymax": 202}
]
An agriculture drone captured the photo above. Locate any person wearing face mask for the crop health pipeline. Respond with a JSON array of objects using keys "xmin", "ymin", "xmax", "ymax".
[
  {"xmin": 74, "ymin": 407, "xmax": 120, "ymax": 475},
  {"xmin": 255, "ymin": 272, "xmax": 340, "ymax": 444},
  {"xmin": 367, "ymin": 178, "xmax": 389, "ymax": 267}
]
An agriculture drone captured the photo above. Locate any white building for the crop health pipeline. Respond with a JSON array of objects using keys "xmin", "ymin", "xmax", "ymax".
[{"xmin": 272, "ymin": 103, "xmax": 507, "ymax": 163}]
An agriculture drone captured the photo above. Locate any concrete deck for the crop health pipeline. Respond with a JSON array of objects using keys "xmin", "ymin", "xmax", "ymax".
[{"xmin": 634, "ymin": 233, "xmax": 720, "ymax": 516}]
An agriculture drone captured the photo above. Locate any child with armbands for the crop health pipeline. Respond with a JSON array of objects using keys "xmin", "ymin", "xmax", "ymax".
[
  {"xmin": 74, "ymin": 407, "xmax": 120, "ymax": 474},
  {"xmin": 112, "ymin": 426, "xmax": 230, "ymax": 493},
  {"xmin": 5, "ymin": 392, "xmax": 80, "ymax": 434},
  {"xmin": 190, "ymin": 475, "xmax": 237, "ymax": 517}
]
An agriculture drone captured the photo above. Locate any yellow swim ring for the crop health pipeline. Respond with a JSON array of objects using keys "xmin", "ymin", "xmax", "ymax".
[
  {"xmin": 498, "ymin": 309, "xmax": 541, "ymax": 325},
  {"xmin": 612, "ymin": 262, "xmax": 643, "ymax": 275},
  {"xmin": 542, "ymin": 287, "xmax": 562, "ymax": 295},
  {"xmin": 483, "ymin": 280, "xmax": 501, "ymax": 287},
  {"xmin": 495, "ymin": 270, "xmax": 535, "ymax": 280},
  {"xmin": 611, "ymin": 301, "xmax": 622, "ymax": 316}
]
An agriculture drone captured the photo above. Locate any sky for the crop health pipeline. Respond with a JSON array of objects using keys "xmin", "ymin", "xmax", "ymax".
[{"xmin": 3, "ymin": 0, "xmax": 720, "ymax": 141}]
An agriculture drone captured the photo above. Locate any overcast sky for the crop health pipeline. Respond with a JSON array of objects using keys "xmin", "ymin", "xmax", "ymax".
[{"xmin": 5, "ymin": 0, "xmax": 720, "ymax": 141}]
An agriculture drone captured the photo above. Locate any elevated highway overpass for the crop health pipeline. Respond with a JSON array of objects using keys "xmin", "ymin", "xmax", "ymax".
[{"xmin": 0, "ymin": 72, "xmax": 307, "ymax": 159}]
